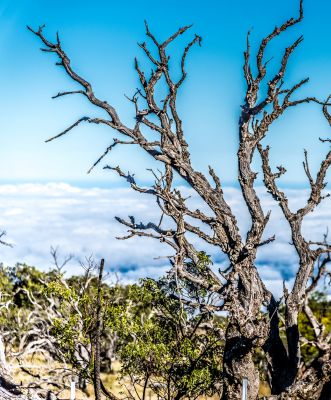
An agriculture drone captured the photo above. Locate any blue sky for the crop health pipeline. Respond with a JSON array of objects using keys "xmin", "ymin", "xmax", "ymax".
[
  {"xmin": 0, "ymin": 0, "xmax": 330, "ymax": 186},
  {"xmin": 0, "ymin": 1, "xmax": 331, "ymax": 294}
]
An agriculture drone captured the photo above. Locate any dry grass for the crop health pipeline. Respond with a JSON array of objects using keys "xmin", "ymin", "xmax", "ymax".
[{"xmin": 8, "ymin": 356, "xmax": 269, "ymax": 399}]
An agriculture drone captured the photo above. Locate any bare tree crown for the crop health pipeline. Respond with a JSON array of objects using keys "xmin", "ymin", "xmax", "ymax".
[{"xmin": 28, "ymin": 1, "xmax": 331, "ymax": 397}]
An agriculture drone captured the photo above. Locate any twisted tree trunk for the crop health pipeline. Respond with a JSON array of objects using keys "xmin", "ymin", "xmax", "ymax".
[{"xmin": 222, "ymin": 323, "xmax": 260, "ymax": 400}]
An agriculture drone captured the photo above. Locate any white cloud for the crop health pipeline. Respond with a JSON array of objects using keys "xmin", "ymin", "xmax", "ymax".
[{"xmin": 0, "ymin": 183, "xmax": 330, "ymax": 297}]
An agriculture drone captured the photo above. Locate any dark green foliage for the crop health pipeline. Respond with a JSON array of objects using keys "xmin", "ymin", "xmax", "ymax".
[{"xmin": 108, "ymin": 254, "xmax": 225, "ymax": 399}]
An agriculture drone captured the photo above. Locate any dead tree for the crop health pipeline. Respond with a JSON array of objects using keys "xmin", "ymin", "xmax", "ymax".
[
  {"xmin": 0, "ymin": 254, "xmax": 117, "ymax": 400},
  {"xmin": 29, "ymin": 1, "xmax": 331, "ymax": 398}
]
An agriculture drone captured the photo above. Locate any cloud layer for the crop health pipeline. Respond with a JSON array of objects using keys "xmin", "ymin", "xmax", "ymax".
[{"xmin": 0, "ymin": 183, "xmax": 330, "ymax": 297}]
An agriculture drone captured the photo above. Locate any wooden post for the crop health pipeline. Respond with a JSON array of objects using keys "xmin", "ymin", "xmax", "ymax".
[{"xmin": 94, "ymin": 258, "xmax": 104, "ymax": 400}]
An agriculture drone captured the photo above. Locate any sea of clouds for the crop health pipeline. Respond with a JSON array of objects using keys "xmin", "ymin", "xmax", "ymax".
[{"xmin": 0, "ymin": 182, "xmax": 330, "ymax": 297}]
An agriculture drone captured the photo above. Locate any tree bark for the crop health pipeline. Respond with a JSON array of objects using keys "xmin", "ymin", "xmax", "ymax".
[
  {"xmin": 221, "ymin": 266, "xmax": 266, "ymax": 400},
  {"xmin": 263, "ymin": 299, "xmax": 292, "ymax": 395},
  {"xmin": 222, "ymin": 322, "xmax": 260, "ymax": 400}
]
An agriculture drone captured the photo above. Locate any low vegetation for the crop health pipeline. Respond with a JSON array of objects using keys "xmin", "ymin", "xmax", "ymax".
[{"xmin": 0, "ymin": 258, "xmax": 330, "ymax": 399}]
